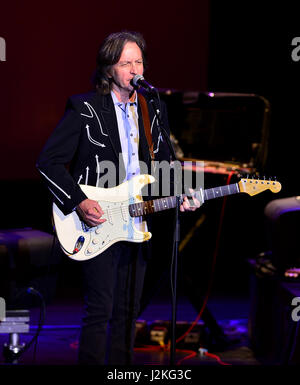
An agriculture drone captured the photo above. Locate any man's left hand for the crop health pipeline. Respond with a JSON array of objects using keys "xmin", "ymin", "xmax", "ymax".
[{"xmin": 180, "ymin": 189, "xmax": 203, "ymax": 212}]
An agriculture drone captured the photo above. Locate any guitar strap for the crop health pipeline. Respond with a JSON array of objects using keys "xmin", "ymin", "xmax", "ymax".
[{"xmin": 138, "ymin": 92, "xmax": 155, "ymax": 162}]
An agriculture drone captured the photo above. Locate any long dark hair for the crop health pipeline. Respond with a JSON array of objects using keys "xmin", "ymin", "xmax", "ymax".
[{"xmin": 93, "ymin": 31, "xmax": 147, "ymax": 94}]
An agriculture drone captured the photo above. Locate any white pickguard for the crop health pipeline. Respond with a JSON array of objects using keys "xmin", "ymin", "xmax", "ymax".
[{"xmin": 52, "ymin": 174, "xmax": 154, "ymax": 261}]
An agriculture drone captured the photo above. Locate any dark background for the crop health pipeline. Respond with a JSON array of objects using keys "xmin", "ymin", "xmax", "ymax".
[
  {"xmin": 0, "ymin": 1, "xmax": 299, "ymax": 298},
  {"xmin": 0, "ymin": 0, "xmax": 209, "ymax": 179},
  {"xmin": 0, "ymin": 1, "xmax": 298, "ymax": 191}
]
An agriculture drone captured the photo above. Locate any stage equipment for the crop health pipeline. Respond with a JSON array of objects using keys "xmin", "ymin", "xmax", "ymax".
[
  {"xmin": 249, "ymin": 196, "xmax": 300, "ymax": 364},
  {"xmin": 264, "ymin": 196, "xmax": 300, "ymax": 273},
  {"xmin": 0, "ymin": 228, "xmax": 57, "ymax": 308},
  {"xmin": 0, "ymin": 310, "xmax": 30, "ymax": 364},
  {"xmin": 159, "ymin": 90, "xmax": 270, "ymax": 172}
]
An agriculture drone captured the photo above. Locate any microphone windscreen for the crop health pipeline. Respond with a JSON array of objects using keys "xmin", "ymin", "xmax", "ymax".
[{"xmin": 132, "ymin": 74, "xmax": 144, "ymax": 87}]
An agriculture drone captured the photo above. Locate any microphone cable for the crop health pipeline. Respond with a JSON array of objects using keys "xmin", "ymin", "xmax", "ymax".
[{"xmin": 27, "ymin": 287, "xmax": 46, "ymax": 364}]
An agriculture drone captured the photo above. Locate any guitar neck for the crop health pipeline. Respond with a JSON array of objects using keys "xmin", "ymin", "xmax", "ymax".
[
  {"xmin": 129, "ymin": 183, "xmax": 240, "ymax": 217},
  {"xmin": 203, "ymin": 183, "xmax": 240, "ymax": 201}
]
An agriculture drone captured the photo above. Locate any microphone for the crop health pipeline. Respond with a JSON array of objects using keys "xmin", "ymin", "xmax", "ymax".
[{"xmin": 131, "ymin": 75, "xmax": 157, "ymax": 93}]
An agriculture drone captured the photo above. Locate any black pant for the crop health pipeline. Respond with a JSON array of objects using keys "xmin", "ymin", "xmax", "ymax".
[{"xmin": 78, "ymin": 241, "xmax": 147, "ymax": 365}]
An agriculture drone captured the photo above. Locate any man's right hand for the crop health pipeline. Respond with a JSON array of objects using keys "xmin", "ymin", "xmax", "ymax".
[{"xmin": 76, "ymin": 199, "xmax": 106, "ymax": 227}]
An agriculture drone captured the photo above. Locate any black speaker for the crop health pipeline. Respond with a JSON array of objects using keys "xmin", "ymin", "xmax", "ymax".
[
  {"xmin": 0, "ymin": 228, "xmax": 61, "ymax": 308},
  {"xmin": 264, "ymin": 196, "xmax": 300, "ymax": 273},
  {"xmin": 248, "ymin": 196, "xmax": 300, "ymax": 364},
  {"xmin": 249, "ymin": 273, "xmax": 300, "ymax": 364}
]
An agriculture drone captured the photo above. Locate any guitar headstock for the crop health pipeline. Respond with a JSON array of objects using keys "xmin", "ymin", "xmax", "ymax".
[{"xmin": 238, "ymin": 178, "xmax": 282, "ymax": 196}]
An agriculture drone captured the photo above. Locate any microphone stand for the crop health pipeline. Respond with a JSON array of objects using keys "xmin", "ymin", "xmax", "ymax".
[{"xmin": 148, "ymin": 90, "xmax": 181, "ymax": 366}]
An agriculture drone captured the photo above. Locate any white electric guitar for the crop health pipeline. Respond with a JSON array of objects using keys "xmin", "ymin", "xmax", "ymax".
[{"xmin": 53, "ymin": 174, "xmax": 281, "ymax": 261}]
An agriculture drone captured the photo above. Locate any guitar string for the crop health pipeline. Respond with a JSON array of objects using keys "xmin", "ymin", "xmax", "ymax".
[
  {"xmin": 80, "ymin": 182, "xmax": 276, "ymax": 224},
  {"xmin": 81, "ymin": 190, "xmax": 233, "ymax": 225},
  {"xmin": 84, "ymin": 186, "xmax": 239, "ymax": 219}
]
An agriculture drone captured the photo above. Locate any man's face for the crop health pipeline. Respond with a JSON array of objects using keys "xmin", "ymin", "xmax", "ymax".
[{"xmin": 109, "ymin": 41, "xmax": 144, "ymax": 95}]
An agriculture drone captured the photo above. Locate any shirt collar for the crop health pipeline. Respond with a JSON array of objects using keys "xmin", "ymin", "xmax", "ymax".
[{"xmin": 111, "ymin": 90, "xmax": 137, "ymax": 106}]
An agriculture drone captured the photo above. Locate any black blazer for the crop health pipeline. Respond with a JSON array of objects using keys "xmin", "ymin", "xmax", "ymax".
[{"xmin": 37, "ymin": 90, "xmax": 172, "ymax": 215}]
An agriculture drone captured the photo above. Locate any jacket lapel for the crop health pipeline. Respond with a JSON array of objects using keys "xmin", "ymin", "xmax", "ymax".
[{"xmin": 97, "ymin": 92, "xmax": 123, "ymax": 158}]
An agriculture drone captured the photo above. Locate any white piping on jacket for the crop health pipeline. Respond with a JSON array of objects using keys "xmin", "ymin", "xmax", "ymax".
[
  {"xmin": 85, "ymin": 166, "xmax": 89, "ymax": 185},
  {"xmin": 85, "ymin": 124, "xmax": 106, "ymax": 147},
  {"xmin": 81, "ymin": 102, "xmax": 108, "ymax": 137},
  {"xmin": 48, "ymin": 187, "xmax": 64, "ymax": 205},
  {"xmin": 150, "ymin": 115, "xmax": 163, "ymax": 154},
  {"xmin": 38, "ymin": 169, "xmax": 71, "ymax": 199}
]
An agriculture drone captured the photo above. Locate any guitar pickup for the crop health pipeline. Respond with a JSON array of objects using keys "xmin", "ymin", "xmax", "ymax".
[
  {"xmin": 106, "ymin": 208, "xmax": 113, "ymax": 225},
  {"xmin": 121, "ymin": 205, "xmax": 128, "ymax": 222}
]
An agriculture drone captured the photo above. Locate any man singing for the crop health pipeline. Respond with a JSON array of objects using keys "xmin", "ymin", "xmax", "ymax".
[{"xmin": 37, "ymin": 31, "xmax": 200, "ymax": 365}]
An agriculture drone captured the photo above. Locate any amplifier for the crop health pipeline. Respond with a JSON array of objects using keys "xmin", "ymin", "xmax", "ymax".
[{"xmin": 264, "ymin": 196, "xmax": 300, "ymax": 272}]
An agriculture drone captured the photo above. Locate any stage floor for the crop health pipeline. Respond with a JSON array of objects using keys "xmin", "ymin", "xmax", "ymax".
[{"xmin": 0, "ymin": 290, "xmax": 259, "ymax": 367}]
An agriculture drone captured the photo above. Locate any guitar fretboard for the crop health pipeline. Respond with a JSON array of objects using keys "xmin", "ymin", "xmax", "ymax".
[
  {"xmin": 204, "ymin": 183, "xmax": 239, "ymax": 201},
  {"xmin": 129, "ymin": 183, "xmax": 239, "ymax": 217}
]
